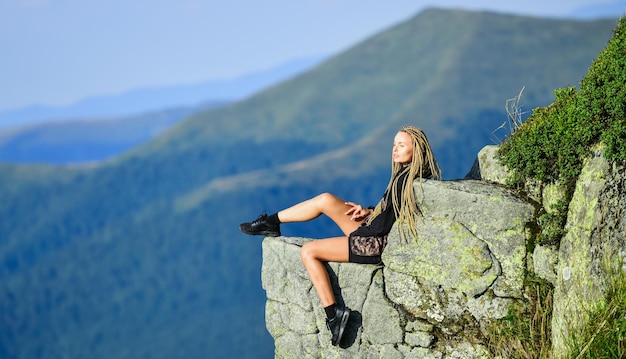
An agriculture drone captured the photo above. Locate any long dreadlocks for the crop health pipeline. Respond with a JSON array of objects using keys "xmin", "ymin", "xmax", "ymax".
[{"xmin": 365, "ymin": 126, "xmax": 441, "ymax": 242}]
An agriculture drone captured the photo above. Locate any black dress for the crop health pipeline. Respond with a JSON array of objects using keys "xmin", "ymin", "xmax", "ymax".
[{"xmin": 348, "ymin": 169, "xmax": 409, "ymax": 264}]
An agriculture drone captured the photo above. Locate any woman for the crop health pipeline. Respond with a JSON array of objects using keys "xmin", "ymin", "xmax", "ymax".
[{"xmin": 239, "ymin": 126, "xmax": 441, "ymax": 347}]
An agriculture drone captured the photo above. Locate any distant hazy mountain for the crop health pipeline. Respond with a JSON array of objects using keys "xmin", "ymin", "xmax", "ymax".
[
  {"xmin": 0, "ymin": 56, "xmax": 325, "ymax": 163},
  {"xmin": 0, "ymin": 55, "xmax": 326, "ymax": 129},
  {"xmin": 0, "ymin": 103, "xmax": 223, "ymax": 163},
  {"xmin": 570, "ymin": 0, "xmax": 625, "ymax": 19},
  {"xmin": 0, "ymin": 8, "xmax": 617, "ymax": 359}
]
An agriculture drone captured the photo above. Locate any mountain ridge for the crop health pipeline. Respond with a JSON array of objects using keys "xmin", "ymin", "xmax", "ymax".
[{"xmin": 128, "ymin": 8, "xmax": 616, "ymax": 179}]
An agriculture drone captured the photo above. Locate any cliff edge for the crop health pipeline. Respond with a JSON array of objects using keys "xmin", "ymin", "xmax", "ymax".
[
  {"xmin": 262, "ymin": 148, "xmax": 535, "ymax": 358},
  {"xmin": 261, "ymin": 145, "xmax": 626, "ymax": 358}
]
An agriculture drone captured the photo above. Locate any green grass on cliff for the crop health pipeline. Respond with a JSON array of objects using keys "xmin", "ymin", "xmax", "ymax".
[
  {"xmin": 498, "ymin": 16, "xmax": 626, "ymax": 246},
  {"xmin": 499, "ymin": 16, "xmax": 626, "ymax": 185},
  {"xmin": 488, "ymin": 267, "xmax": 626, "ymax": 358},
  {"xmin": 487, "ymin": 275, "xmax": 554, "ymax": 358}
]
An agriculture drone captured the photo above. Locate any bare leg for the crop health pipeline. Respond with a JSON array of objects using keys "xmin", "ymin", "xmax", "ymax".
[
  {"xmin": 278, "ymin": 193, "xmax": 362, "ymax": 236},
  {"xmin": 300, "ymin": 236, "xmax": 349, "ymax": 307},
  {"xmin": 280, "ymin": 193, "xmax": 361, "ymax": 306}
]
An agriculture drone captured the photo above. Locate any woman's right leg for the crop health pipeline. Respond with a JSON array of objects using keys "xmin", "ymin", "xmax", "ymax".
[{"xmin": 278, "ymin": 193, "xmax": 362, "ymax": 236}]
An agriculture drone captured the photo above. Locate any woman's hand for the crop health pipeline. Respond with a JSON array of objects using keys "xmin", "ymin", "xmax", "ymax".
[{"xmin": 344, "ymin": 202, "xmax": 371, "ymax": 221}]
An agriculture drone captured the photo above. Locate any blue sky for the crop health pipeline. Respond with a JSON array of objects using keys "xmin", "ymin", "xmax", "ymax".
[{"xmin": 1, "ymin": 0, "xmax": 624, "ymax": 111}]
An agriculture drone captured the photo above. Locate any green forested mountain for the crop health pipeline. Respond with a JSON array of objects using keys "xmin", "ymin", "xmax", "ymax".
[{"xmin": 0, "ymin": 8, "xmax": 617, "ymax": 359}]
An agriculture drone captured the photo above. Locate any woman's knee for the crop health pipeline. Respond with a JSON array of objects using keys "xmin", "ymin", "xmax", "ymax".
[
  {"xmin": 314, "ymin": 192, "xmax": 341, "ymax": 209},
  {"xmin": 300, "ymin": 241, "xmax": 317, "ymax": 263}
]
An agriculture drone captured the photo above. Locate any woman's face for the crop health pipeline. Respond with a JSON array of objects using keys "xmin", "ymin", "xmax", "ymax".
[{"xmin": 393, "ymin": 131, "xmax": 413, "ymax": 164}]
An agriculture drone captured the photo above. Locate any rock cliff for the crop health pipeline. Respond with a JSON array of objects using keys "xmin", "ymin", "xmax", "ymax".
[{"xmin": 261, "ymin": 145, "xmax": 625, "ymax": 358}]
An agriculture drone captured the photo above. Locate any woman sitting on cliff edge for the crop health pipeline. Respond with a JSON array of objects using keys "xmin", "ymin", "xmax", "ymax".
[{"xmin": 239, "ymin": 125, "xmax": 441, "ymax": 347}]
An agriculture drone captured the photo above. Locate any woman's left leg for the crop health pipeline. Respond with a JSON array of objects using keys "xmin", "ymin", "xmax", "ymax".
[
  {"xmin": 301, "ymin": 236, "xmax": 352, "ymax": 346},
  {"xmin": 300, "ymin": 236, "xmax": 349, "ymax": 306},
  {"xmin": 239, "ymin": 192, "xmax": 361, "ymax": 237},
  {"xmin": 278, "ymin": 192, "xmax": 362, "ymax": 236}
]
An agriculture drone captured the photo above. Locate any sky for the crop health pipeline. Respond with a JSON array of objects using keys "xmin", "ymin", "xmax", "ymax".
[{"xmin": 1, "ymin": 0, "xmax": 625, "ymax": 112}]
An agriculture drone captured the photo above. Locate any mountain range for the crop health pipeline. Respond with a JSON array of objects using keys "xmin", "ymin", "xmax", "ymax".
[
  {"xmin": 0, "ymin": 56, "xmax": 325, "ymax": 128},
  {"xmin": 0, "ymin": 57, "xmax": 325, "ymax": 163},
  {"xmin": 0, "ymin": 8, "xmax": 619, "ymax": 359},
  {"xmin": 0, "ymin": 105, "xmax": 209, "ymax": 163}
]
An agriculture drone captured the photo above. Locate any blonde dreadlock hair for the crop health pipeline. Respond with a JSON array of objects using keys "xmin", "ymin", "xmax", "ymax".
[{"xmin": 365, "ymin": 126, "xmax": 441, "ymax": 242}]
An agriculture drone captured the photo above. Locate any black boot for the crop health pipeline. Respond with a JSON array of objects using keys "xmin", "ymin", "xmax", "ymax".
[
  {"xmin": 326, "ymin": 305, "xmax": 350, "ymax": 346},
  {"xmin": 239, "ymin": 213, "xmax": 281, "ymax": 237}
]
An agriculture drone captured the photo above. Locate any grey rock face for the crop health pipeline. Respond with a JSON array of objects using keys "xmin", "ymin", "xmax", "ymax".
[
  {"xmin": 464, "ymin": 145, "xmax": 510, "ymax": 185},
  {"xmin": 533, "ymin": 244, "xmax": 558, "ymax": 284},
  {"xmin": 262, "ymin": 177, "xmax": 534, "ymax": 358},
  {"xmin": 399, "ymin": 180, "xmax": 534, "ymax": 299},
  {"xmin": 550, "ymin": 148, "xmax": 626, "ymax": 358}
]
